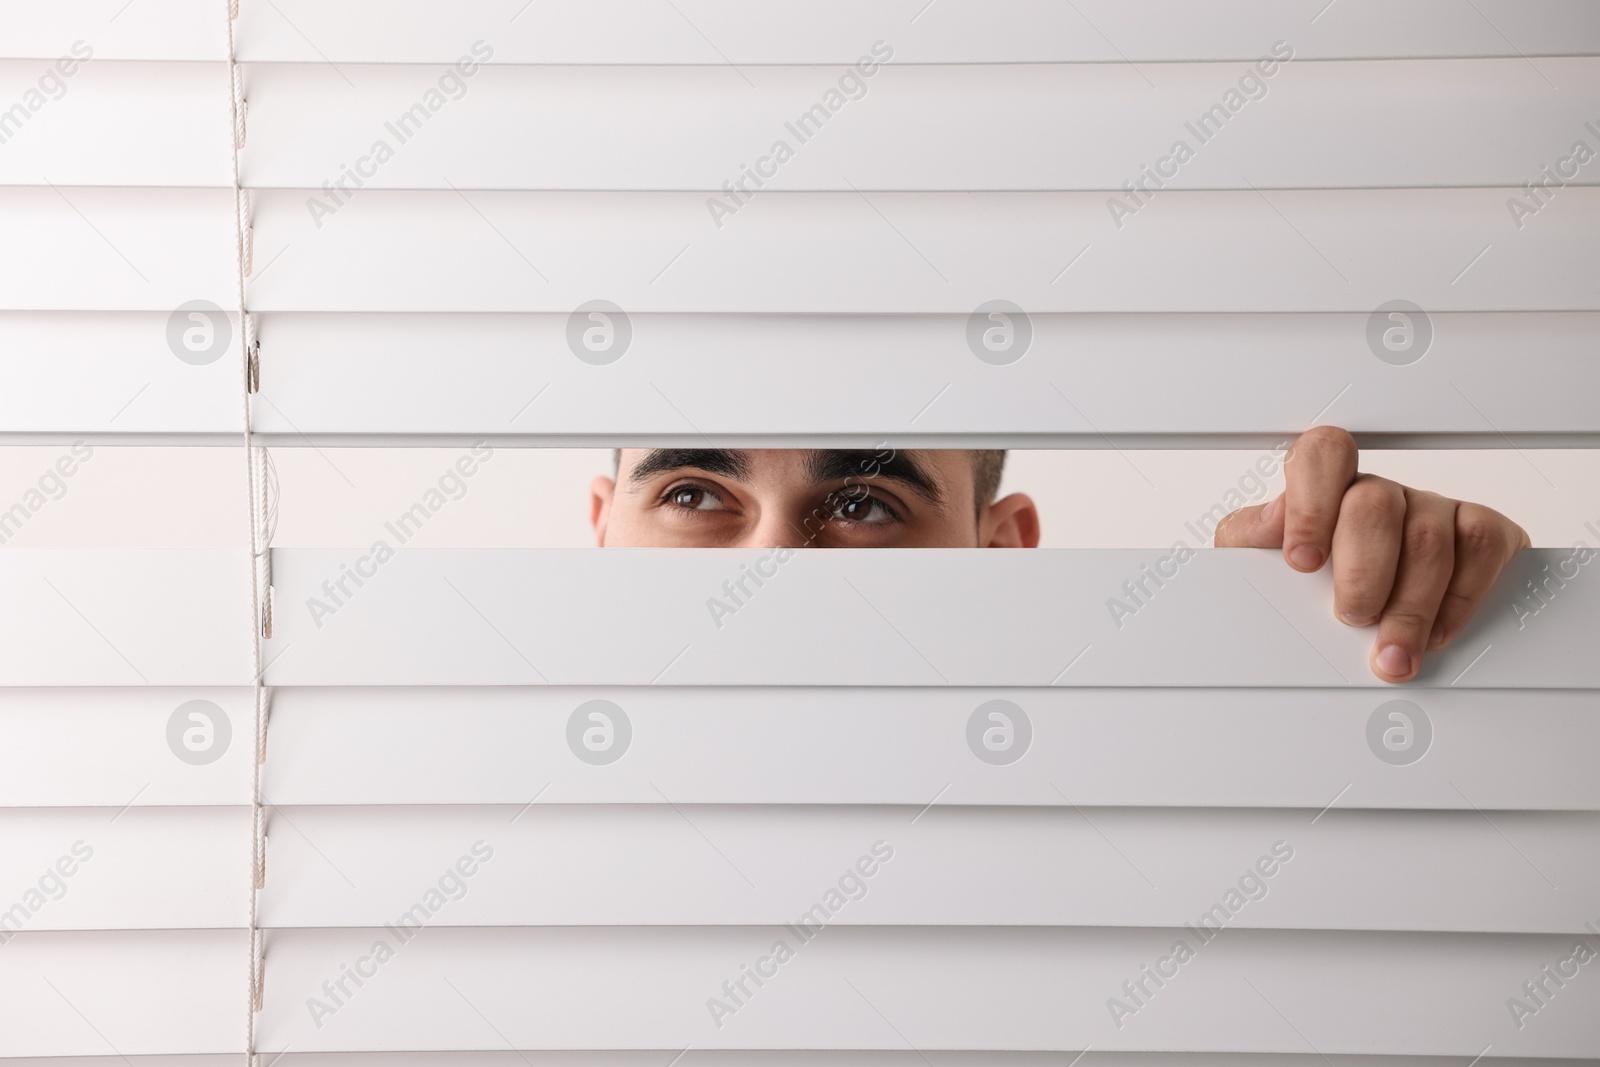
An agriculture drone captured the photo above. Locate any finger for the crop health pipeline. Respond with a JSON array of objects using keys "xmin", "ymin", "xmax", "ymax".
[
  {"xmin": 1330, "ymin": 475, "xmax": 1406, "ymax": 626},
  {"xmin": 1213, "ymin": 492, "xmax": 1285, "ymax": 548},
  {"xmin": 1282, "ymin": 425, "xmax": 1358, "ymax": 572},
  {"xmin": 1430, "ymin": 503, "xmax": 1530, "ymax": 649},
  {"xmin": 1371, "ymin": 489, "xmax": 1458, "ymax": 682}
]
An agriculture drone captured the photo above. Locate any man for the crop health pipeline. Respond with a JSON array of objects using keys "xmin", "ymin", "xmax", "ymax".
[{"xmin": 590, "ymin": 427, "xmax": 1530, "ymax": 684}]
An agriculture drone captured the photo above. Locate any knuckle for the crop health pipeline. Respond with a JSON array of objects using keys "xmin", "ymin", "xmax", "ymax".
[
  {"xmin": 1456, "ymin": 507, "xmax": 1511, "ymax": 559},
  {"xmin": 1402, "ymin": 519, "xmax": 1453, "ymax": 563},
  {"xmin": 1339, "ymin": 593, "xmax": 1388, "ymax": 620},
  {"xmin": 1286, "ymin": 514, "xmax": 1335, "ymax": 542},
  {"xmin": 1338, "ymin": 574, "xmax": 1390, "ymax": 603},
  {"xmin": 1382, "ymin": 606, "xmax": 1435, "ymax": 636},
  {"xmin": 1286, "ymin": 496, "xmax": 1339, "ymax": 535},
  {"xmin": 1337, "ymin": 584, "xmax": 1392, "ymax": 618},
  {"xmin": 1342, "ymin": 480, "xmax": 1405, "ymax": 528}
]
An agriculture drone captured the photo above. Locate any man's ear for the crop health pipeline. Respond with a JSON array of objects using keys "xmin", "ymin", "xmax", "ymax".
[
  {"xmin": 589, "ymin": 475, "xmax": 616, "ymax": 547},
  {"xmin": 980, "ymin": 492, "xmax": 1040, "ymax": 548}
]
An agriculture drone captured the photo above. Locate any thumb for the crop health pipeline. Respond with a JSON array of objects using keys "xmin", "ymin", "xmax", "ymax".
[{"xmin": 1214, "ymin": 492, "xmax": 1286, "ymax": 548}]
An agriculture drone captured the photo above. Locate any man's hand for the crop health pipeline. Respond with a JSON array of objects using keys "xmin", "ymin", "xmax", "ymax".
[{"xmin": 1215, "ymin": 426, "xmax": 1530, "ymax": 683}]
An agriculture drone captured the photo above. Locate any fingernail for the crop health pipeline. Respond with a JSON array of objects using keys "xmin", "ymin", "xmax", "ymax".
[
  {"xmin": 1376, "ymin": 644, "xmax": 1413, "ymax": 678},
  {"xmin": 1264, "ymin": 494, "xmax": 1284, "ymax": 521},
  {"xmin": 1289, "ymin": 545, "xmax": 1324, "ymax": 571},
  {"xmin": 1340, "ymin": 612, "xmax": 1377, "ymax": 627}
]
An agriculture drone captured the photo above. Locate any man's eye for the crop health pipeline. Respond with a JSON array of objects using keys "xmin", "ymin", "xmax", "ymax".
[
  {"xmin": 830, "ymin": 491, "xmax": 898, "ymax": 524},
  {"xmin": 663, "ymin": 484, "xmax": 723, "ymax": 511}
]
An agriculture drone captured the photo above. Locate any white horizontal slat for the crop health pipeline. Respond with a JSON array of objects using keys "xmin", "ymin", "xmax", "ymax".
[
  {"xmin": 249, "ymin": 311, "xmax": 1600, "ymax": 443},
  {"xmin": 0, "ymin": 188, "xmax": 234, "ymax": 311},
  {"xmin": 256, "ymin": 925, "xmax": 1600, "ymax": 1054},
  {"xmin": 226, "ymin": 0, "xmax": 1600, "ymax": 63},
  {"xmin": 0, "ymin": 1, "xmax": 224, "ymax": 61},
  {"xmin": 263, "ymin": 548, "xmax": 1600, "ymax": 687},
  {"xmin": 0, "ymin": 929, "xmax": 245, "ymax": 1056},
  {"xmin": 239, "ymin": 59, "xmax": 1600, "ymax": 192},
  {"xmin": 260, "ymin": 687, "xmax": 1600, "ymax": 810},
  {"xmin": 0, "ymin": 550, "xmax": 251, "ymax": 686},
  {"xmin": 0, "ymin": 806, "xmax": 246, "ymax": 929},
  {"xmin": 0, "ymin": 1055, "xmax": 1589, "ymax": 1067},
  {"xmin": 8, "ymin": 0, "xmax": 1599, "ymax": 64},
  {"xmin": 0, "ymin": 313, "xmax": 241, "ymax": 435},
  {"xmin": 12, "ymin": 310, "xmax": 1599, "ymax": 444},
  {"xmin": 0, "ymin": 689, "xmax": 251, "ymax": 806},
  {"xmin": 0, "ymin": 61, "xmax": 229, "ymax": 187},
  {"xmin": 0, "ymin": 1059, "xmax": 242, "ymax": 1067},
  {"xmin": 246, "ymin": 188, "xmax": 1600, "ymax": 313},
  {"xmin": 258, "ymin": 804, "xmax": 1596, "ymax": 933}
]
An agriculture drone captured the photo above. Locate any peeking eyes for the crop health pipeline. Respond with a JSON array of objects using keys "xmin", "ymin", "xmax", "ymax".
[
  {"xmin": 657, "ymin": 481, "xmax": 902, "ymax": 526},
  {"xmin": 828, "ymin": 488, "xmax": 900, "ymax": 525},
  {"xmin": 664, "ymin": 483, "xmax": 724, "ymax": 512}
]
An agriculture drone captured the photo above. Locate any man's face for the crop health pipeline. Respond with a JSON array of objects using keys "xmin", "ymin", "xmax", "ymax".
[{"xmin": 591, "ymin": 448, "xmax": 1039, "ymax": 548}]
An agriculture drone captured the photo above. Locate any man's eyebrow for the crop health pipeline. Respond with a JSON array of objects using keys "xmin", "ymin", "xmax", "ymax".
[
  {"xmin": 806, "ymin": 449, "xmax": 945, "ymax": 510},
  {"xmin": 625, "ymin": 448, "xmax": 751, "ymax": 485}
]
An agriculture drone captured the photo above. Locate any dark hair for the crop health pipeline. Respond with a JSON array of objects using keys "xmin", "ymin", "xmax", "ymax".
[{"xmin": 972, "ymin": 449, "xmax": 1007, "ymax": 511}]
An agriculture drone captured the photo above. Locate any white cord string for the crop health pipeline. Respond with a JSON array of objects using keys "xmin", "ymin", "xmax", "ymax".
[{"xmin": 225, "ymin": 2, "xmax": 268, "ymax": 1061}]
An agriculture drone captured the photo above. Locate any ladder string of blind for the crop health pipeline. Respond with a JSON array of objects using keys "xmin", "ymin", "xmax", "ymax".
[{"xmin": 225, "ymin": 1, "xmax": 271, "ymax": 1061}]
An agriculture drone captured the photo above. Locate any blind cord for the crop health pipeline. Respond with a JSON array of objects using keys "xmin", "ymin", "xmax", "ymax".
[{"xmin": 225, "ymin": 1, "xmax": 269, "ymax": 1062}]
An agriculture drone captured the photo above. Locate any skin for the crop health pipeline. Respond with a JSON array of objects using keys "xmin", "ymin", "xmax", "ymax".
[
  {"xmin": 591, "ymin": 448, "xmax": 1040, "ymax": 550},
  {"xmin": 1213, "ymin": 425, "xmax": 1529, "ymax": 683},
  {"xmin": 592, "ymin": 428, "xmax": 1530, "ymax": 683}
]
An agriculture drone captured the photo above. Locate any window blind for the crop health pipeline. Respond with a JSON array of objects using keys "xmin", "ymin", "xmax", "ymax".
[{"xmin": 1, "ymin": 1, "xmax": 1597, "ymax": 1062}]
